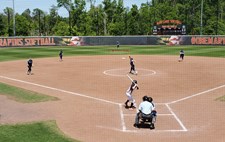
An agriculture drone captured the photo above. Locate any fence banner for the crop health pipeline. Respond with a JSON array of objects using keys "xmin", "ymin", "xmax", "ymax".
[{"xmin": 1, "ymin": 36, "xmax": 225, "ymax": 47}]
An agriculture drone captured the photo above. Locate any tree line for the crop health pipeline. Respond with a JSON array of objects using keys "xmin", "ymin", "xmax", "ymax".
[{"xmin": 0, "ymin": 0, "xmax": 224, "ymax": 36}]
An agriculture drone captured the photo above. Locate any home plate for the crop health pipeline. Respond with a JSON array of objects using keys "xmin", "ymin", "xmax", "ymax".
[{"xmin": 122, "ymin": 57, "xmax": 126, "ymax": 59}]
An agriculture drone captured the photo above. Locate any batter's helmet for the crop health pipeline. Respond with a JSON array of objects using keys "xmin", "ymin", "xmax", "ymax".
[{"xmin": 133, "ymin": 80, "xmax": 137, "ymax": 84}]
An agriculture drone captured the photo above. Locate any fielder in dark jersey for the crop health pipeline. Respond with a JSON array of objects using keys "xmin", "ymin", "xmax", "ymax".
[
  {"xmin": 59, "ymin": 49, "xmax": 63, "ymax": 61},
  {"xmin": 129, "ymin": 56, "xmax": 137, "ymax": 74},
  {"xmin": 27, "ymin": 58, "xmax": 33, "ymax": 75},
  {"xmin": 179, "ymin": 49, "xmax": 184, "ymax": 61}
]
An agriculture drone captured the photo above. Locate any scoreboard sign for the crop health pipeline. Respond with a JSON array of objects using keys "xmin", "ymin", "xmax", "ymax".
[{"xmin": 153, "ymin": 20, "xmax": 186, "ymax": 35}]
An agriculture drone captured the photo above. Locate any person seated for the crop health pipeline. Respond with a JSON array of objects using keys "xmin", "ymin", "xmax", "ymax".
[{"xmin": 134, "ymin": 96, "xmax": 155, "ymax": 128}]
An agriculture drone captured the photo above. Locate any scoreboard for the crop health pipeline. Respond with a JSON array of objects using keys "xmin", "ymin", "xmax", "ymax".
[{"xmin": 153, "ymin": 20, "xmax": 186, "ymax": 35}]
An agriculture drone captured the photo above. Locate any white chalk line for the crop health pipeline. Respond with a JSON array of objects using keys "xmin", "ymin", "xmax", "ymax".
[
  {"xmin": 119, "ymin": 104, "xmax": 126, "ymax": 131},
  {"xmin": 165, "ymin": 104, "xmax": 188, "ymax": 131},
  {"xmin": 96, "ymin": 125, "xmax": 187, "ymax": 133},
  {"xmin": 168, "ymin": 83, "xmax": 225, "ymax": 104},
  {"xmin": 0, "ymin": 75, "xmax": 120, "ymax": 105}
]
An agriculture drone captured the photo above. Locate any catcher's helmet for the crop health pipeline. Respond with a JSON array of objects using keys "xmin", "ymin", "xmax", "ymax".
[
  {"xmin": 143, "ymin": 96, "xmax": 149, "ymax": 101},
  {"xmin": 148, "ymin": 97, "xmax": 153, "ymax": 102}
]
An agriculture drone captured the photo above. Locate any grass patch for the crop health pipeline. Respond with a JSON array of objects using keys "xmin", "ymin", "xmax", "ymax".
[
  {"xmin": 0, "ymin": 121, "xmax": 79, "ymax": 142},
  {"xmin": 0, "ymin": 82, "xmax": 58, "ymax": 103},
  {"xmin": 215, "ymin": 95, "xmax": 225, "ymax": 102},
  {"xmin": 0, "ymin": 45, "xmax": 225, "ymax": 62}
]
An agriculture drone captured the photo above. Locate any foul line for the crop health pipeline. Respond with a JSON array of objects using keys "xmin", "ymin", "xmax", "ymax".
[
  {"xmin": 168, "ymin": 83, "xmax": 225, "ymax": 104},
  {"xmin": 0, "ymin": 75, "xmax": 120, "ymax": 106}
]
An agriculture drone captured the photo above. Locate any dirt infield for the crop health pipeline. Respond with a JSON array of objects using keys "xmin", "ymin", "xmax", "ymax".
[{"xmin": 0, "ymin": 55, "xmax": 225, "ymax": 142}]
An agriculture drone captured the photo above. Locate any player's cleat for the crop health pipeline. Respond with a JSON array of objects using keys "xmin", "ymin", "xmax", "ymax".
[
  {"xmin": 133, "ymin": 123, "xmax": 139, "ymax": 128},
  {"xmin": 130, "ymin": 106, "xmax": 136, "ymax": 109},
  {"xmin": 128, "ymin": 106, "xmax": 136, "ymax": 110},
  {"xmin": 150, "ymin": 123, "xmax": 155, "ymax": 129}
]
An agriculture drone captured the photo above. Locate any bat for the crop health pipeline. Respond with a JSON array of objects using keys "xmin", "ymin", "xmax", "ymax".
[
  {"xmin": 126, "ymin": 74, "xmax": 139, "ymax": 88},
  {"xmin": 126, "ymin": 74, "xmax": 134, "ymax": 82},
  {"xmin": 127, "ymin": 74, "xmax": 137, "ymax": 85}
]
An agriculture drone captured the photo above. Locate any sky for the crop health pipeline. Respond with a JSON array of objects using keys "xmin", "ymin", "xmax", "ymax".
[{"xmin": 0, "ymin": 0, "xmax": 148, "ymax": 17}]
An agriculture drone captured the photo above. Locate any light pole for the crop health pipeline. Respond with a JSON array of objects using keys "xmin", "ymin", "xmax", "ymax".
[
  {"xmin": 12, "ymin": 0, "xmax": 16, "ymax": 36},
  {"xmin": 200, "ymin": 0, "xmax": 203, "ymax": 35}
]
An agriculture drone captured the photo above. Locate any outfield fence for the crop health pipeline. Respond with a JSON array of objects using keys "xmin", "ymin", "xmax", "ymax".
[{"xmin": 0, "ymin": 35, "xmax": 225, "ymax": 47}]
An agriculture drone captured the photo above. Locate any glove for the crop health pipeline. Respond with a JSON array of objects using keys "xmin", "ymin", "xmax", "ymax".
[{"xmin": 137, "ymin": 86, "xmax": 139, "ymax": 90}]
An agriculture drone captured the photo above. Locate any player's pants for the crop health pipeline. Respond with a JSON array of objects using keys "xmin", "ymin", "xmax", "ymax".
[
  {"xmin": 28, "ymin": 66, "xmax": 32, "ymax": 72},
  {"xmin": 126, "ymin": 92, "xmax": 136, "ymax": 107},
  {"xmin": 180, "ymin": 54, "xmax": 184, "ymax": 60},
  {"xmin": 130, "ymin": 65, "xmax": 135, "ymax": 72}
]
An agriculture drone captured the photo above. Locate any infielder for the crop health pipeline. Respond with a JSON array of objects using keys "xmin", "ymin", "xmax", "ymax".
[
  {"xmin": 179, "ymin": 49, "xmax": 184, "ymax": 61},
  {"xmin": 124, "ymin": 80, "xmax": 139, "ymax": 109},
  {"xmin": 59, "ymin": 49, "xmax": 63, "ymax": 61},
  {"xmin": 129, "ymin": 56, "xmax": 137, "ymax": 75},
  {"xmin": 27, "ymin": 58, "xmax": 33, "ymax": 75}
]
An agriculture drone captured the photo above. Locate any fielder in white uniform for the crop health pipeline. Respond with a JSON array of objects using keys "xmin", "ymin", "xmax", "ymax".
[{"xmin": 124, "ymin": 80, "xmax": 139, "ymax": 109}]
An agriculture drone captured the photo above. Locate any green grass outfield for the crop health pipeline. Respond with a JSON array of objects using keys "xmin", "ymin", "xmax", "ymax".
[
  {"xmin": 0, "ymin": 45, "xmax": 225, "ymax": 142},
  {"xmin": 0, "ymin": 45, "xmax": 225, "ymax": 62}
]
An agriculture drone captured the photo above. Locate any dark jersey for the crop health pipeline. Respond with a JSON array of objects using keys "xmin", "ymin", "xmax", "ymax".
[
  {"xmin": 180, "ymin": 50, "xmax": 184, "ymax": 55},
  {"xmin": 27, "ymin": 59, "xmax": 33, "ymax": 67},
  {"xmin": 130, "ymin": 57, "xmax": 134, "ymax": 66},
  {"xmin": 59, "ymin": 50, "xmax": 63, "ymax": 56}
]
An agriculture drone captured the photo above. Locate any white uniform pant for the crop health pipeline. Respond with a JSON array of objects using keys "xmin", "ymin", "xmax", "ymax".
[{"xmin": 126, "ymin": 92, "xmax": 136, "ymax": 107}]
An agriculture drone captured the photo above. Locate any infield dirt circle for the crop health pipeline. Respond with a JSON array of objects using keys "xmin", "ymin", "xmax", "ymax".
[{"xmin": 0, "ymin": 55, "xmax": 225, "ymax": 142}]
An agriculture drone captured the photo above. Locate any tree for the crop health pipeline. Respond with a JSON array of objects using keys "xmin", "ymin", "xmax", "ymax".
[
  {"xmin": 57, "ymin": 0, "xmax": 73, "ymax": 35},
  {"xmin": 4, "ymin": 7, "xmax": 13, "ymax": 36},
  {"xmin": 32, "ymin": 8, "xmax": 46, "ymax": 36},
  {"xmin": 46, "ymin": 5, "xmax": 60, "ymax": 35},
  {"xmin": 108, "ymin": 0, "xmax": 126, "ymax": 35},
  {"xmin": 15, "ymin": 14, "xmax": 30, "ymax": 36},
  {"xmin": 0, "ymin": 14, "xmax": 7, "ymax": 36},
  {"xmin": 127, "ymin": 5, "xmax": 140, "ymax": 35},
  {"xmin": 53, "ymin": 21, "xmax": 70, "ymax": 36}
]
